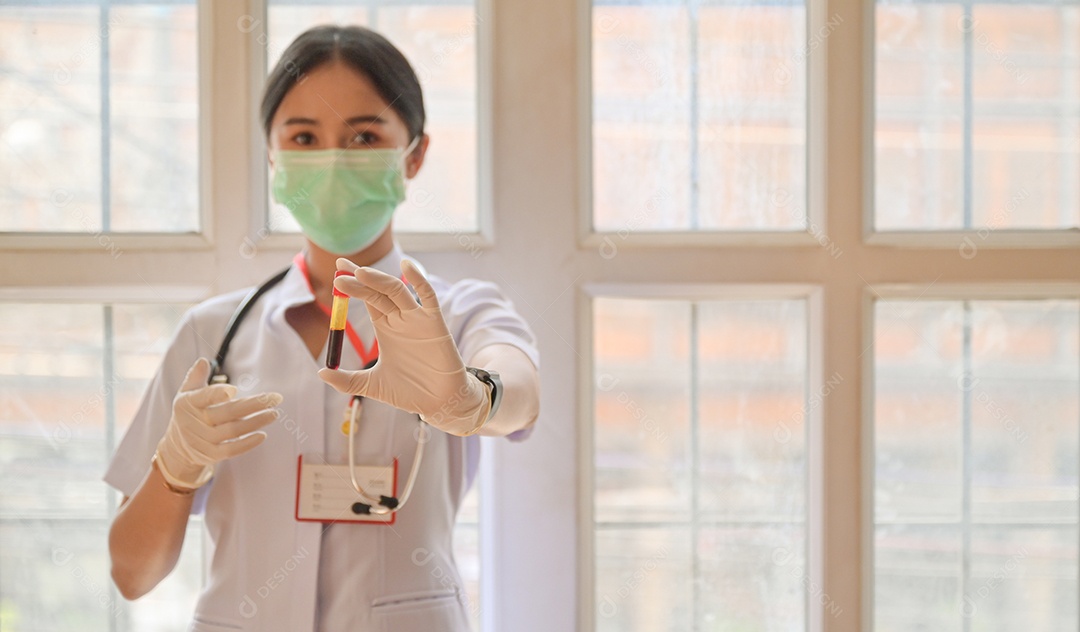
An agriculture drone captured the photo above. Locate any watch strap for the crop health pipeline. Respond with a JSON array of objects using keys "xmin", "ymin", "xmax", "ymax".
[{"xmin": 464, "ymin": 367, "xmax": 503, "ymax": 434}]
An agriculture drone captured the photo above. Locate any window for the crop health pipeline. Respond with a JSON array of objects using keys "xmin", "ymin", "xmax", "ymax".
[
  {"xmin": 874, "ymin": 0, "xmax": 1080, "ymax": 232},
  {"xmin": 586, "ymin": 0, "xmax": 824, "ymax": 629},
  {"xmin": 873, "ymin": 298, "xmax": 1079, "ymax": 629},
  {"xmin": 592, "ymin": 0, "xmax": 810, "ymax": 232},
  {"xmin": 0, "ymin": 2, "xmax": 200, "ymax": 236},
  {"xmin": 591, "ymin": 296, "xmax": 811, "ymax": 629},
  {"xmin": 3, "ymin": 0, "xmax": 1078, "ymax": 630},
  {"xmin": 1, "ymin": 1, "xmax": 488, "ymax": 629},
  {"xmin": 1, "ymin": 3, "xmax": 205, "ymax": 625},
  {"xmin": 0, "ymin": 301, "xmax": 203, "ymax": 631},
  {"xmin": 581, "ymin": 0, "xmax": 1079, "ymax": 629},
  {"xmin": 868, "ymin": 0, "xmax": 1080, "ymax": 627}
]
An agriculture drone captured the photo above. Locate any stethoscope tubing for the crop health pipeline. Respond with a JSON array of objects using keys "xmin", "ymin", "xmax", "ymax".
[
  {"xmin": 346, "ymin": 395, "xmax": 426, "ymax": 515},
  {"xmin": 208, "ymin": 265, "xmax": 426, "ymax": 516}
]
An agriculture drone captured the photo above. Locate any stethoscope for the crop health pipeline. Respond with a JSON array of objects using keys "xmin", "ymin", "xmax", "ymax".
[{"xmin": 209, "ymin": 259, "xmax": 426, "ymax": 516}]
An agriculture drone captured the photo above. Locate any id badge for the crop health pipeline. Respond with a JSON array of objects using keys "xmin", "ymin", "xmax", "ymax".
[{"xmin": 294, "ymin": 455, "xmax": 398, "ymax": 525}]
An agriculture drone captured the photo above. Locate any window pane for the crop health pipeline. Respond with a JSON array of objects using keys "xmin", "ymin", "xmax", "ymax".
[
  {"xmin": 593, "ymin": 297, "xmax": 807, "ymax": 630},
  {"xmin": 111, "ymin": 304, "xmax": 191, "ymax": 437},
  {"xmin": 0, "ymin": 3, "xmax": 199, "ymax": 233},
  {"xmin": 109, "ymin": 6, "xmax": 199, "ymax": 232},
  {"xmin": 874, "ymin": 524, "xmax": 962, "ymax": 630},
  {"xmin": 874, "ymin": 299, "xmax": 1080, "ymax": 630},
  {"xmin": 697, "ymin": 301, "xmax": 807, "ymax": 523},
  {"xmin": 0, "ymin": 302, "xmax": 201, "ymax": 631},
  {"xmin": 875, "ymin": 301, "xmax": 964, "ymax": 522},
  {"xmin": 594, "ymin": 299, "xmax": 691, "ymax": 524},
  {"xmin": 592, "ymin": 1, "xmax": 807, "ymax": 232},
  {"xmin": 0, "ymin": 7, "xmax": 100, "ymax": 232},
  {"xmin": 266, "ymin": 2, "xmax": 479, "ymax": 235},
  {"xmin": 594, "ymin": 527, "xmax": 693, "ymax": 631},
  {"xmin": 0, "ymin": 304, "xmax": 107, "ymax": 520},
  {"xmin": 875, "ymin": 3, "xmax": 1080, "ymax": 231},
  {"xmin": 1, "ymin": 521, "xmax": 113, "ymax": 630}
]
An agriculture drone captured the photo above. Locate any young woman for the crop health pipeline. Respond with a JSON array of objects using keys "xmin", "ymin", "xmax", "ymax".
[{"xmin": 105, "ymin": 25, "xmax": 540, "ymax": 631}]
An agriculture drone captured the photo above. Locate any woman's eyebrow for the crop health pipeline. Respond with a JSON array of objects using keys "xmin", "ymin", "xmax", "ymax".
[
  {"xmin": 281, "ymin": 114, "xmax": 385, "ymax": 127},
  {"xmin": 283, "ymin": 117, "xmax": 319, "ymax": 126},
  {"xmin": 345, "ymin": 115, "xmax": 386, "ymax": 127}
]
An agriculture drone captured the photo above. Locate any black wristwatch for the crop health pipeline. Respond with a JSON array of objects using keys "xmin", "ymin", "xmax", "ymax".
[{"xmin": 466, "ymin": 367, "xmax": 503, "ymax": 421}]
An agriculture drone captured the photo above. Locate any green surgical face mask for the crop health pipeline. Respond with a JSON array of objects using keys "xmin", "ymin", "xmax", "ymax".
[{"xmin": 270, "ymin": 138, "xmax": 418, "ymax": 255}]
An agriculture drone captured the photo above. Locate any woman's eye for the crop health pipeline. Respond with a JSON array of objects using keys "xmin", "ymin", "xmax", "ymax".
[
  {"xmin": 293, "ymin": 132, "xmax": 315, "ymax": 146},
  {"xmin": 351, "ymin": 133, "xmax": 377, "ymax": 147}
]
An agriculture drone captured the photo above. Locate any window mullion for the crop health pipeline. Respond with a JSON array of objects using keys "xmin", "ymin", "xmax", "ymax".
[
  {"xmin": 1060, "ymin": 13, "xmax": 1079, "ymax": 227},
  {"xmin": 690, "ymin": 301, "xmax": 701, "ymax": 629},
  {"xmin": 99, "ymin": 1, "xmax": 112, "ymax": 232},
  {"xmin": 960, "ymin": 300, "xmax": 973, "ymax": 632},
  {"xmin": 967, "ymin": 0, "xmax": 976, "ymax": 229},
  {"xmin": 688, "ymin": 0, "xmax": 700, "ymax": 231}
]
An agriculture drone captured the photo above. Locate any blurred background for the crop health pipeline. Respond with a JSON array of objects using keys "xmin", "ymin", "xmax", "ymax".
[{"xmin": 1, "ymin": 0, "xmax": 1078, "ymax": 631}]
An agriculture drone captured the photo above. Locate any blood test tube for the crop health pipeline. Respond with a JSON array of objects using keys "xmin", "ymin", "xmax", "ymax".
[{"xmin": 325, "ymin": 270, "xmax": 350, "ymax": 369}]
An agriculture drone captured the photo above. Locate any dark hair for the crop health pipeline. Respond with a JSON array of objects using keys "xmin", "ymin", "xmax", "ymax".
[{"xmin": 260, "ymin": 25, "xmax": 425, "ymax": 141}]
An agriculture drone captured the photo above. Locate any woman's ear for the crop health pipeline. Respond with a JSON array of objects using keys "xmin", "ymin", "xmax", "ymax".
[{"xmin": 404, "ymin": 134, "xmax": 430, "ymax": 179}]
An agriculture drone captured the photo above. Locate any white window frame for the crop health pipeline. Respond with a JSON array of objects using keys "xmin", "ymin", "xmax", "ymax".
[
  {"xmin": 0, "ymin": 0, "xmax": 495, "ymax": 259},
  {"xmin": 0, "ymin": 0, "xmax": 216, "ymax": 252},
  {"xmin": 566, "ymin": 0, "xmax": 1080, "ymax": 631},
  {"xmin": 862, "ymin": 0, "xmax": 1080, "ymax": 249},
  {"xmin": 0, "ymin": 283, "xmax": 211, "ymax": 628}
]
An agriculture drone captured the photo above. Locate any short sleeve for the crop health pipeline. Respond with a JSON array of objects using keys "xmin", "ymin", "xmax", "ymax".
[
  {"xmin": 443, "ymin": 280, "xmax": 540, "ymax": 370},
  {"xmin": 103, "ymin": 309, "xmax": 212, "ymax": 512},
  {"xmin": 441, "ymin": 279, "xmax": 540, "ymax": 443}
]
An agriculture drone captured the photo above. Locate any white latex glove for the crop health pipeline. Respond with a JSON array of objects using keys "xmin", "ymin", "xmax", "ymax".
[
  {"xmin": 155, "ymin": 358, "xmax": 283, "ymax": 490},
  {"xmin": 317, "ymin": 258, "xmax": 492, "ymax": 436}
]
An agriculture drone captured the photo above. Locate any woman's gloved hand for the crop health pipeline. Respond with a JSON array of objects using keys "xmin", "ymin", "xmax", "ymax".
[
  {"xmin": 317, "ymin": 258, "xmax": 491, "ymax": 436},
  {"xmin": 155, "ymin": 358, "xmax": 283, "ymax": 490}
]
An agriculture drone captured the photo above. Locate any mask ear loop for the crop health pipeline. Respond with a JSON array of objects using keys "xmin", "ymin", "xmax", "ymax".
[{"xmin": 400, "ymin": 134, "xmax": 422, "ymax": 178}]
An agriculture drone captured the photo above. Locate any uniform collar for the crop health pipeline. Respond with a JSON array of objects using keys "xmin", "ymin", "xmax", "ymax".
[{"xmin": 275, "ymin": 242, "xmax": 406, "ymax": 309}]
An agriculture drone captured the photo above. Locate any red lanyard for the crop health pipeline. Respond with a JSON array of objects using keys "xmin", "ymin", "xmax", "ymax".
[{"xmin": 293, "ymin": 252, "xmax": 379, "ymax": 367}]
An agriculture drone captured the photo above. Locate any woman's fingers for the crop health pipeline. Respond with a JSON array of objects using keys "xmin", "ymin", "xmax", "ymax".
[
  {"xmin": 335, "ymin": 258, "xmax": 359, "ymax": 273},
  {"xmin": 204, "ymin": 392, "xmax": 283, "ymax": 426},
  {"xmin": 333, "ymin": 276, "xmax": 396, "ymax": 319},
  {"xmin": 211, "ymin": 409, "xmax": 280, "ymax": 443},
  {"xmin": 318, "ymin": 366, "xmax": 373, "ymax": 397},
  {"xmin": 333, "ymin": 274, "xmax": 405, "ymax": 317},
  {"xmin": 179, "ymin": 357, "xmax": 213, "ymax": 393},
  {"xmin": 331, "ymin": 275, "xmax": 367, "ymax": 300},
  {"xmin": 181, "ymin": 382, "xmax": 237, "ymax": 411},
  {"xmin": 213, "ymin": 431, "xmax": 268, "ymax": 460},
  {"xmin": 353, "ymin": 267, "xmax": 419, "ymax": 312},
  {"xmin": 333, "ymin": 257, "xmax": 430, "ymax": 313},
  {"xmin": 401, "ymin": 259, "xmax": 440, "ymax": 310}
]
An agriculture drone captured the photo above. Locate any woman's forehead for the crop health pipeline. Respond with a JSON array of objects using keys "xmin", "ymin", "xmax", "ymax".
[{"xmin": 273, "ymin": 61, "xmax": 403, "ymax": 128}]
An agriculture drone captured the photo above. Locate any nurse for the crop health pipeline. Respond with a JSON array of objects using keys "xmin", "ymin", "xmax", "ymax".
[{"xmin": 105, "ymin": 25, "xmax": 540, "ymax": 631}]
